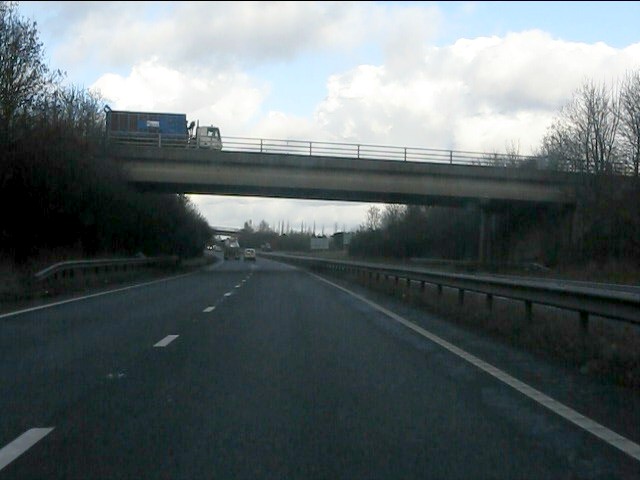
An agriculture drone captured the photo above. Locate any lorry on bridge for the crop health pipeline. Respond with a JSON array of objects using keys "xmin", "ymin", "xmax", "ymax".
[{"xmin": 104, "ymin": 105, "xmax": 222, "ymax": 150}]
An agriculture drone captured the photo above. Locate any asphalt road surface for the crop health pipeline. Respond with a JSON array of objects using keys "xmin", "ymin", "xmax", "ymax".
[{"xmin": 1, "ymin": 256, "xmax": 639, "ymax": 479}]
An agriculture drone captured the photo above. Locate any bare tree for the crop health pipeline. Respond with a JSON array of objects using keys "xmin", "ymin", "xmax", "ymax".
[
  {"xmin": 37, "ymin": 84, "xmax": 105, "ymax": 139},
  {"xmin": 381, "ymin": 204, "xmax": 406, "ymax": 229},
  {"xmin": 619, "ymin": 70, "xmax": 640, "ymax": 176},
  {"xmin": 540, "ymin": 79, "xmax": 622, "ymax": 175},
  {"xmin": 0, "ymin": 1, "xmax": 63, "ymax": 135},
  {"xmin": 258, "ymin": 219, "xmax": 270, "ymax": 232},
  {"xmin": 539, "ymin": 117, "xmax": 582, "ymax": 172},
  {"xmin": 364, "ymin": 205, "xmax": 382, "ymax": 231},
  {"xmin": 474, "ymin": 140, "xmax": 529, "ymax": 168},
  {"xmin": 565, "ymin": 79, "xmax": 621, "ymax": 174}
]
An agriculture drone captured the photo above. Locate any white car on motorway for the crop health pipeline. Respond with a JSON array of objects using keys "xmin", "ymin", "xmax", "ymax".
[{"xmin": 244, "ymin": 248, "xmax": 256, "ymax": 261}]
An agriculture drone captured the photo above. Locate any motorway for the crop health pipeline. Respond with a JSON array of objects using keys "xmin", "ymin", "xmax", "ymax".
[{"xmin": 1, "ymin": 256, "xmax": 639, "ymax": 479}]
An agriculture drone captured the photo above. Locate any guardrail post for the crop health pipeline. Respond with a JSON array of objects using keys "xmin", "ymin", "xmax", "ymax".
[
  {"xmin": 580, "ymin": 311, "xmax": 589, "ymax": 333},
  {"xmin": 260, "ymin": 139, "xmax": 263, "ymax": 152},
  {"xmin": 357, "ymin": 145, "xmax": 360, "ymax": 159},
  {"xmin": 450, "ymin": 151, "xmax": 453, "ymax": 164},
  {"xmin": 404, "ymin": 148, "xmax": 407, "ymax": 161},
  {"xmin": 458, "ymin": 289, "xmax": 464, "ymax": 306},
  {"xmin": 486, "ymin": 293, "xmax": 493, "ymax": 311},
  {"xmin": 310, "ymin": 142, "xmax": 312, "ymax": 156},
  {"xmin": 158, "ymin": 134, "xmax": 162, "ymax": 148},
  {"xmin": 420, "ymin": 281, "xmax": 425, "ymax": 292},
  {"xmin": 525, "ymin": 301, "xmax": 533, "ymax": 322},
  {"xmin": 437, "ymin": 284, "xmax": 443, "ymax": 298}
]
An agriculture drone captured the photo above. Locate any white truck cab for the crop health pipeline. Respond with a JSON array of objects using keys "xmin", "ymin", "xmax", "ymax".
[
  {"xmin": 195, "ymin": 126, "xmax": 222, "ymax": 150},
  {"xmin": 188, "ymin": 121, "xmax": 223, "ymax": 150}
]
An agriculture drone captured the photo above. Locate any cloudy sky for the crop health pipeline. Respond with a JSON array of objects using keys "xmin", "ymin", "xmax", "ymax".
[{"xmin": 16, "ymin": 1, "xmax": 640, "ymax": 233}]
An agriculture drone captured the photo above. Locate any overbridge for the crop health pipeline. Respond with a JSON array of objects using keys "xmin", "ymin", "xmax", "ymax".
[
  {"xmin": 108, "ymin": 138, "xmax": 578, "ymax": 207},
  {"xmin": 211, "ymin": 226, "xmax": 241, "ymax": 236},
  {"xmin": 107, "ymin": 137, "xmax": 581, "ymax": 262}
]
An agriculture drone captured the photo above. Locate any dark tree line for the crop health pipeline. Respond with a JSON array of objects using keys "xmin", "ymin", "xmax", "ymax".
[
  {"xmin": 236, "ymin": 220, "xmax": 316, "ymax": 252},
  {"xmin": 0, "ymin": 2, "xmax": 212, "ymax": 264},
  {"xmin": 348, "ymin": 205, "xmax": 479, "ymax": 261}
]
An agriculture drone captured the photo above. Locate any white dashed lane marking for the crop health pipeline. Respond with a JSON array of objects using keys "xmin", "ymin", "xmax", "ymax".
[
  {"xmin": 0, "ymin": 428, "xmax": 54, "ymax": 472},
  {"xmin": 153, "ymin": 335, "xmax": 179, "ymax": 348},
  {"xmin": 203, "ymin": 306, "xmax": 215, "ymax": 313}
]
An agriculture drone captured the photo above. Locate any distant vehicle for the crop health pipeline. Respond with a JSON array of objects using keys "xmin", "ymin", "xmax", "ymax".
[
  {"xmin": 213, "ymin": 245, "xmax": 222, "ymax": 252},
  {"xmin": 104, "ymin": 105, "xmax": 222, "ymax": 150},
  {"xmin": 223, "ymin": 237, "xmax": 241, "ymax": 260},
  {"xmin": 261, "ymin": 243, "xmax": 272, "ymax": 252},
  {"xmin": 244, "ymin": 248, "xmax": 256, "ymax": 261}
]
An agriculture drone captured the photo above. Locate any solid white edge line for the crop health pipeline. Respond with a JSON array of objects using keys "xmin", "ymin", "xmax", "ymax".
[
  {"xmin": 308, "ymin": 271, "xmax": 640, "ymax": 463},
  {"xmin": 0, "ymin": 271, "xmax": 197, "ymax": 320},
  {"xmin": 153, "ymin": 335, "xmax": 179, "ymax": 348},
  {"xmin": 0, "ymin": 428, "xmax": 54, "ymax": 471}
]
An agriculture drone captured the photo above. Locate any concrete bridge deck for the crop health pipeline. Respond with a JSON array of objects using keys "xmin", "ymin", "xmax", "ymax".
[{"xmin": 108, "ymin": 144, "xmax": 578, "ymax": 208}]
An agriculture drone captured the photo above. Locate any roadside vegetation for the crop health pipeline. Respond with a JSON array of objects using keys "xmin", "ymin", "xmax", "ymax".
[{"xmin": 0, "ymin": 2, "xmax": 213, "ymax": 306}]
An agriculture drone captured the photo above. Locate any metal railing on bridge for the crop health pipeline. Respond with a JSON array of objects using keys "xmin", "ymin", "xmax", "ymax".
[
  {"xmin": 222, "ymin": 136, "xmax": 543, "ymax": 168},
  {"xmin": 106, "ymin": 134, "xmax": 636, "ymax": 174},
  {"xmin": 106, "ymin": 133, "xmax": 542, "ymax": 168}
]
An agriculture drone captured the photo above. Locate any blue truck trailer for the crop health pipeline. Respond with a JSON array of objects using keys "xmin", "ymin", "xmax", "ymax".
[
  {"xmin": 104, "ymin": 105, "xmax": 188, "ymax": 146},
  {"xmin": 104, "ymin": 106, "xmax": 222, "ymax": 149}
]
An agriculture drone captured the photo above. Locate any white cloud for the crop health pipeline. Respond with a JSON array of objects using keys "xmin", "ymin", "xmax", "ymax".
[
  {"xmin": 249, "ymin": 112, "xmax": 320, "ymax": 140},
  {"xmin": 315, "ymin": 31, "xmax": 640, "ymax": 153},
  {"xmin": 48, "ymin": 2, "xmax": 439, "ymax": 71}
]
